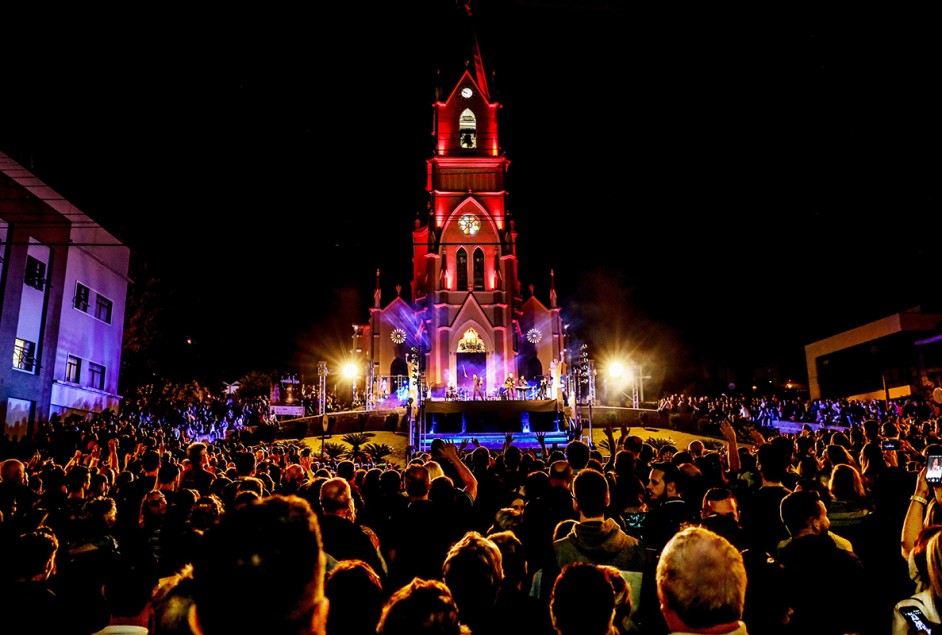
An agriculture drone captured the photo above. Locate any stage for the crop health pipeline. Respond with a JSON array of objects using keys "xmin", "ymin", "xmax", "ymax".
[{"xmin": 416, "ymin": 398, "xmax": 570, "ymax": 452}]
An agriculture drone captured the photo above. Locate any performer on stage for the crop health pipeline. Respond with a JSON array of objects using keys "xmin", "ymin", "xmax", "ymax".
[
  {"xmin": 504, "ymin": 374, "xmax": 516, "ymax": 400},
  {"xmin": 473, "ymin": 374, "xmax": 485, "ymax": 401},
  {"xmin": 516, "ymin": 375, "xmax": 531, "ymax": 400},
  {"xmin": 537, "ymin": 375, "xmax": 548, "ymax": 399}
]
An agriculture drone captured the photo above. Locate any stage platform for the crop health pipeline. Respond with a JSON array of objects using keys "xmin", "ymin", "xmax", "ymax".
[{"xmin": 417, "ymin": 398, "xmax": 570, "ymax": 452}]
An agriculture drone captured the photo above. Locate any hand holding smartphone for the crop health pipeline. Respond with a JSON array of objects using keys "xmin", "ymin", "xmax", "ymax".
[
  {"xmin": 883, "ymin": 438, "xmax": 901, "ymax": 451},
  {"xmin": 899, "ymin": 605, "xmax": 934, "ymax": 634},
  {"xmin": 927, "ymin": 454, "xmax": 942, "ymax": 486}
]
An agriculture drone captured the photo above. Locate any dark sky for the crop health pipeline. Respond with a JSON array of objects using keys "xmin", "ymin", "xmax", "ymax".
[{"xmin": 1, "ymin": 2, "xmax": 939, "ymax": 393}]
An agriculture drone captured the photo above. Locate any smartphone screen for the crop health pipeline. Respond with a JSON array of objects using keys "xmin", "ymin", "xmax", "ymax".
[
  {"xmin": 899, "ymin": 606, "xmax": 933, "ymax": 634},
  {"xmin": 927, "ymin": 454, "xmax": 942, "ymax": 485},
  {"xmin": 883, "ymin": 439, "xmax": 900, "ymax": 451}
]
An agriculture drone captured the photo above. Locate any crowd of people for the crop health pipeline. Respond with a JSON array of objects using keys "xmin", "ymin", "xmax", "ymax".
[
  {"xmin": 656, "ymin": 392, "xmax": 937, "ymax": 428},
  {"xmin": 1, "ymin": 392, "xmax": 942, "ymax": 633}
]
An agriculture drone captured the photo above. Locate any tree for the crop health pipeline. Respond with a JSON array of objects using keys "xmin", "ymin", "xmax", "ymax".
[{"xmin": 237, "ymin": 371, "xmax": 274, "ymax": 400}]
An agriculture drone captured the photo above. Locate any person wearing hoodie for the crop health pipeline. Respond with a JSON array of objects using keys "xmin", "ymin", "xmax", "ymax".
[{"xmin": 553, "ymin": 467, "xmax": 648, "ymax": 629}]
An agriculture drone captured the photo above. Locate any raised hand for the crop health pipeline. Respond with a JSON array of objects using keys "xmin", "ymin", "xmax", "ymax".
[
  {"xmin": 440, "ymin": 442, "xmax": 460, "ymax": 462},
  {"xmin": 749, "ymin": 428, "xmax": 766, "ymax": 446},
  {"xmin": 604, "ymin": 422, "xmax": 616, "ymax": 441}
]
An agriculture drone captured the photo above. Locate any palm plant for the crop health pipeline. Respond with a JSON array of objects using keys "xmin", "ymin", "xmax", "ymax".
[
  {"xmin": 340, "ymin": 432, "xmax": 375, "ymax": 463},
  {"xmin": 362, "ymin": 442, "xmax": 394, "ymax": 463},
  {"xmin": 645, "ymin": 436, "xmax": 677, "ymax": 453},
  {"xmin": 320, "ymin": 441, "xmax": 346, "ymax": 459}
]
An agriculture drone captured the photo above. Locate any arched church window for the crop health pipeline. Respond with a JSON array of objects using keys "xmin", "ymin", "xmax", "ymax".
[
  {"xmin": 473, "ymin": 248, "xmax": 485, "ymax": 290},
  {"xmin": 457, "ymin": 328, "xmax": 486, "ymax": 353},
  {"xmin": 456, "ymin": 248, "xmax": 468, "ymax": 290},
  {"xmin": 459, "ymin": 109, "xmax": 477, "ymax": 149}
]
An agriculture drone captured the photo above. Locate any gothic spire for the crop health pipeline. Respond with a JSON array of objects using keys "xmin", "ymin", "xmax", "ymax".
[
  {"xmin": 460, "ymin": 1, "xmax": 489, "ymax": 101},
  {"xmin": 374, "ymin": 269, "xmax": 382, "ymax": 308},
  {"xmin": 550, "ymin": 269, "xmax": 557, "ymax": 308}
]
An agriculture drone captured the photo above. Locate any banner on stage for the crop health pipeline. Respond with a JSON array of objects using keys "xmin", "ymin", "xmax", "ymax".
[
  {"xmin": 270, "ymin": 405, "xmax": 304, "ymax": 416},
  {"xmin": 271, "ymin": 374, "xmax": 302, "ymax": 417}
]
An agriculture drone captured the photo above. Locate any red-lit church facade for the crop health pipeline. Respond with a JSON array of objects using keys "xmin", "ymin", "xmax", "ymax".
[{"xmin": 355, "ymin": 41, "xmax": 567, "ymax": 407}]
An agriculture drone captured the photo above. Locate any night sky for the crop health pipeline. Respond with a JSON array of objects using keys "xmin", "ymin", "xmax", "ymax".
[{"xmin": 1, "ymin": 2, "xmax": 938, "ymax": 393}]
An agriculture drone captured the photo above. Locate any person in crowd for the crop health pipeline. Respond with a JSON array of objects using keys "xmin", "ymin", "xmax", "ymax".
[
  {"xmin": 149, "ymin": 563, "xmax": 196, "ymax": 635},
  {"xmin": 596, "ymin": 564, "xmax": 639, "ymax": 635},
  {"xmin": 737, "ymin": 442, "xmax": 793, "ymax": 555},
  {"xmin": 376, "ymin": 578, "xmax": 466, "ymax": 635},
  {"xmin": 554, "ymin": 468, "xmax": 646, "ymax": 571},
  {"xmin": 46, "ymin": 463, "xmax": 93, "ymax": 544},
  {"xmin": 549, "ymin": 562, "xmax": 617, "ymax": 635},
  {"xmin": 893, "ymin": 524, "xmax": 942, "ymax": 634},
  {"xmin": 318, "ymin": 476, "xmax": 388, "ymax": 581},
  {"xmin": 521, "ymin": 460, "xmax": 577, "ymax": 596},
  {"xmin": 903, "ymin": 465, "xmax": 942, "ymax": 560},
  {"xmin": 0, "ymin": 527, "xmax": 69, "ymax": 633},
  {"xmin": 826, "ymin": 462, "xmax": 872, "ymax": 540},
  {"xmin": 553, "ymin": 467, "xmax": 647, "ymax": 630},
  {"xmin": 190, "ymin": 494, "xmax": 329, "ymax": 635},
  {"xmin": 385, "ymin": 463, "xmax": 453, "ymax": 591},
  {"xmin": 335, "ymin": 460, "xmax": 365, "ymax": 514},
  {"xmin": 156, "ymin": 461, "xmax": 182, "ymax": 507},
  {"xmin": 324, "ymin": 559, "xmax": 384, "ymax": 635},
  {"xmin": 655, "ymin": 526, "xmax": 748, "ymax": 635},
  {"xmin": 221, "ymin": 450, "xmax": 270, "ymax": 510},
  {"xmin": 487, "ymin": 529, "xmax": 551, "ymax": 634},
  {"xmin": 115, "ymin": 448, "xmax": 161, "ymax": 534},
  {"xmin": 52, "ymin": 495, "xmax": 125, "ymax": 634},
  {"xmin": 777, "ymin": 488, "xmax": 876, "ymax": 634},
  {"xmin": 91, "ymin": 558, "xmax": 160, "ymax": 635},
  {"xmin": 696, "ymin": 487, "xmax": 791, "ymax": 635},
  {"xmin": 442, "ymin": 530, "xmax": 504, "ymax": 634},
  {"xmin": 565, "ymin": 439, "xmax": 591, "ymax": 477},
  {"xmin": 179, "ymin": 442, "xmax": 216, "ymax": 496},
  {"xmin": 277, "ymin": 462, "xmax": 310, "ymax": 496},
  {"xmin": 643, "ymin": 461, "xmax": 696, "ymax": 553}
]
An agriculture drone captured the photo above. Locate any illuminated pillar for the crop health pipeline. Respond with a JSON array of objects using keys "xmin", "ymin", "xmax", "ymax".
[{"xmin": 317, "ymin": 361, "xmax": 328, "ymax": 416}]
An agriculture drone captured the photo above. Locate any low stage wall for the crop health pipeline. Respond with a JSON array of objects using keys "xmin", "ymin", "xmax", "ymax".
[{"xmin": 423, "ymin": 399, "xmax": 562, "ymax": 434}]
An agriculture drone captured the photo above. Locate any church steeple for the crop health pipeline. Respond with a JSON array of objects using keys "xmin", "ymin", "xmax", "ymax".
[
  {"xmin": 461, "ymin": 1, "xmax": 490, "ymax": 102},
  {"xmin": 550, "ymin": 269, "xmax": 557, "ymax": 309},
  {"xmin": 373, "ymin": 268, "xmax": 382, "ymax": 308}
]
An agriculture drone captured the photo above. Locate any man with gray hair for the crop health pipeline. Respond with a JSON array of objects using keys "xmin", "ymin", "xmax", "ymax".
[
  {"xmin": 656, "ymin": 525, "xmax": 748, "ymax": 634},
  {"xmin": 318, "ymin": 477, "xmax": 387, "ymax": 581}
]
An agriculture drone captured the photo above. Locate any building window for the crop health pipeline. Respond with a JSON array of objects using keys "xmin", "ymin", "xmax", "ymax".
[
  {"xmin": 95, "ymin": 295, "xmax": 113, "ymax": 324},
  {"xmin": 24, "ymin": 256, "xmax": 46, "ymax": 290},
  {"xmin": 67, "ymin": 355, "xmax": 82, "ymax": 383},
  {"xmin": 74, "ymin": 283, "xmax": 90, "ymax": 311},
  {"xmin": 459, "ymin": 108, "xmax": 477, "ymax": 149},
  {"xmin": 473, "ymin": 248, "xmax": 485, "ymax": 290},
  {"xmin": 88, "ymin": 362, "xmax": 105, "ymax": 390},
  {"xmin": 13, "ymin": 338, "xmax": 37, "ymax": 373},
  {"xmin": 456, "ymin": 248, "xmax": 468, "ymax": 290},
  {"xmin": 74, "ymin": 283, "xmax": 113, "ymax": 324}
]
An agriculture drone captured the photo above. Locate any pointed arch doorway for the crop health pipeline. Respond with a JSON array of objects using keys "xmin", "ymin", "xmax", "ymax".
[{"xmin": 456, "ymin": 327, "xmax": 486, "ymax": 394}]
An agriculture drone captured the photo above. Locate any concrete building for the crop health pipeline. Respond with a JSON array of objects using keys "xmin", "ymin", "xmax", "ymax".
[
  {"xmin": 0, "ymin": 151, "xmax": 130, "ymax": 438},
  {"xmin": 805, "ymin": 306, "xmax": 942, "ymax": 402}
]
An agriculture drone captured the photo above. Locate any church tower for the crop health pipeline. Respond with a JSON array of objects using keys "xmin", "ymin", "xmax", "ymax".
[{"xmin": 364, "ymin": 5, "xmax": 566, "ymax": 404}]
